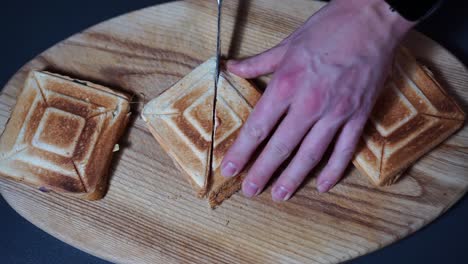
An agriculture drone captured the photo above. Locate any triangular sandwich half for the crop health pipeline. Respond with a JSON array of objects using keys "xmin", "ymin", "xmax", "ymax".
[
  {"xmin": 142, "ymin": 58, "xmax": 260, "ymax": 207},
  {"xmin": 142, "ymin": 59, "xmax": 215, "ymax": 197}
]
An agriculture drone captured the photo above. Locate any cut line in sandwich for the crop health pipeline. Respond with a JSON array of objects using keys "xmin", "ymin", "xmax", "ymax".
[
  {"xmin": 33, "ymin": 74, "xmax": 49, "ymax": 106},
  {"xmin": 207, "ymin": 71, "xmax": 221, "ymax": 195},
  {"xmin": 144, "ymin": 113, "xmax": 180, "ymax": 117},
  {"xmin": 86, "ymin": 110, "xmax": 115, "ymax": 120},
  {"xmin": 378, "ymin": 141, "xmax": 386, "ymax": 181},
  {"xmin": 72, "ymin": 160, "xmax": 88, "ymax": 193},
  {"xmin": 0, "ymin": 146, "xmax": 28, "ymax": 162},
  {"xmin": 421, "ymin": 113, "xmax": 465, "ymax": 122}
]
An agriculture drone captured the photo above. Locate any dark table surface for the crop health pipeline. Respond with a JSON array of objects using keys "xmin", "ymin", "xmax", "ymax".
[{"xmin": 1, "ymin": 1, "xmax": 468, "ymax": 263}]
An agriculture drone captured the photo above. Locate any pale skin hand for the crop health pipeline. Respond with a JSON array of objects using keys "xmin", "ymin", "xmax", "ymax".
[{"xmin": 221, "ymin": 0, "xmax": 415, "ymax": 201}]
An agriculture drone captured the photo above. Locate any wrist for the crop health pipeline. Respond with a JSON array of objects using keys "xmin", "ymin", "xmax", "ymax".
[
  {"xmin": 384, "ymin": 0, "xmax": 443, "ymax": 22},
  {"xmin": 334, "ymin": 0, "xmax": 415, "ymax": 43},
  {"xmin": 377, "ymin": 1, "xmax": 417, "ymax": 38}
]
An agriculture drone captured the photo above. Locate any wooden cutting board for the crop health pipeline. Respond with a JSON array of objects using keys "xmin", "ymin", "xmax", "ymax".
[{"xmin": 1, "ymin": 0, "xmax": 467, "ymax": 263}]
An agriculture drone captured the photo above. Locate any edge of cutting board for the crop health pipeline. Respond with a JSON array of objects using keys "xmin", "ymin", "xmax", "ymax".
[{"xmin": 1, "ymin": 1, "xmax": 468, "ymax": 263}]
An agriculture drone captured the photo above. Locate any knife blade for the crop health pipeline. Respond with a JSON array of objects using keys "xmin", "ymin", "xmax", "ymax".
[
  {"xmin": 208, "ymin": 0, "xmax": 224, "ymax": 190},
  {"xmin": 215, "ymin": 0, "xmax": 223, "ymax": 87}
]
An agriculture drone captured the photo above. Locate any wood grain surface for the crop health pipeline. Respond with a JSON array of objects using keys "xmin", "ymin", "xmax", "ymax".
[{"xmin": 1, "ymin": 0, "xmax": 468, "ymax": 263}]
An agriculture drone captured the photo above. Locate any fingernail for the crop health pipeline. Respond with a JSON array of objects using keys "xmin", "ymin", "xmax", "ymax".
[
  {"xmin": 272, "ymin": 185, "xmax": 291, "ymax": 202},
  {"xmin": 243, "ymin": 181, "xmax": 259, "ymax": 198},
  {"xmin": 317, "ymin": 181, "xmax": 332, "ymax": 193},
  {"xmin": 221, "ymin": 162, "xmax": 238, "ymax": 178}
]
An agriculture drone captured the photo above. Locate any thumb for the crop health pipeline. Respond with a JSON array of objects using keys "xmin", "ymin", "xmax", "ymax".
[{"xmin": 227, "ymin": 44, "xmax": 288, "ymax": 79}]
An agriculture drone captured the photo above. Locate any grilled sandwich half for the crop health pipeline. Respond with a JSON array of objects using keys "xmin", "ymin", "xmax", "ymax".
[{"xmin": 142, "ymin": 58, "xmax": 260, "ymax": 208}]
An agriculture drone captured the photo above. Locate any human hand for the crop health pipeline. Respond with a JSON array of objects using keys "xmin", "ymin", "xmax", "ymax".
[{"xmin": 221, "ymin": 0, "xmax": 415, "ymax": 201}]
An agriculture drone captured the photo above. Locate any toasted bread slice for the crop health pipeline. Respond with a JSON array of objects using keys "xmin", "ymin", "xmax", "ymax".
[
  {"xmin": 142, "ymin": 59, "xmax": 216, "ymax": 197},
  {"xmin": 352, "ymin": 48, "xmax": 465, "ymax": 186},
  {"xmin": 0, "ymin": 71, "xmax": 131, "ymax": 200},
  {"xmin": 209, "ymin": 71, "xmax": 260, "ymax": 208},
  {"xmin": 142, "ymin": 58, "xmax": 260, "ymax": 207}
]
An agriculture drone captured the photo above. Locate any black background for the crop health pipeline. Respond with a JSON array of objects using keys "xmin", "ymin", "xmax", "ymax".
[{"xmin": 1, "ymin": 1, "xmax": 467, "ymax": 263}]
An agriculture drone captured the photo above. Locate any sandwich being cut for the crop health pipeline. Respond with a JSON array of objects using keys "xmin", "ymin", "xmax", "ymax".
[
  {"xmin": 0, "ymin": 71, "xmax": 131, "ymax": 200},
  {"xmin": 353, "ymin": 48, "xmax": 465, "ymax": 186},
  {"xmin": 142, "ymin": 58, "xmax": 260, "ymax": 208}
]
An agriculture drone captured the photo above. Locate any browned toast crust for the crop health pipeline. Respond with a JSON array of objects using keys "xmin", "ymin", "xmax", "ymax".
[
  {"xmin": 0, "ymin": 71, "xmax": 131, "ymax": 199},
  {"xmin": 143, "ymin": 58, "xmax": 261, "ymax": 207},
  {"xmin": 352, "ymin": 48, "xmax": 465, "ymax": 186}
]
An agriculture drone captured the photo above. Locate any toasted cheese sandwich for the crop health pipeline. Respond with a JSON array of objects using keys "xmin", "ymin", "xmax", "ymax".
[
  {"xmin": 142, "ymin": 58, "xmax": 260, "ymax": 207},
  {"xmin": 0, "ymin": 71, "xmax": 131, "ymax": 200},
  {"xmin": 353, "ymin": 48, "xmax": 465, "ymax": 186}
]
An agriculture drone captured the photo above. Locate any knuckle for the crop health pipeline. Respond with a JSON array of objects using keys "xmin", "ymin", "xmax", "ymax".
[
  {"xmin": 333, "ymin": 97, "xmax": 358, "ymax": 118},
  {"xmin": 336, "ymin": 98, "xmax": 352, "ymax": 114},
  {"xmin": 283, "ymin": 174, "xmax": 304, "ymax": 189},
  {"xmin": 273, "ymin": 73, "xmax": 302, "ymax": 100},
  {"xmin": 340, "ymin": 146, "xmax": 357, "ymax": 160},
  {"xmin": 349, "ymin": 111, "xmax": 367, "ymax": 124},
  {"xmin": 296, "ymin": 89, "xmax": 325, "ymax": 117},
  {"xmin": 276, "ymin": 74, "xmax": 297, "ymax": 90},
  {"xmin": 269, "ymin": 140, "xmax": 292, "ymax": 160},
  {"xmin": 350, "ymin": 117, "xmax": 368, "ymax": 134},
  {"xmin": 248, "ymin": 167, "xmax": 269, "ymax": 182},
  {"xmin": 319, "ymin": 171, "xmax": 341, "ymax": 185},
  {"xmin": 247, "ymin": 167, "xmax": 261, "ymax": 179},
  {"xmin": 243, "ymin": 123, "xmax": 267, "ymax": 142},
  {"xmin": 298, "ymin": 149, "xmax": 320, "ymax": 166},
  {"xmin": 328, "ymin": 148, "xmax": 355, "ymax": 172}
]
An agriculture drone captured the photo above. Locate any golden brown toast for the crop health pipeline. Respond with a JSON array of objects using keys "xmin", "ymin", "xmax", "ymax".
[
  {"xmin": 208, "ymin": 71, "xmax": 260, "ymax": 207},
  {"xmin": 0, "ymin": 71, "xmax": 131, "ymax": 200},
  {"xmin": 142, "ymin": 58, "xmax": 260, "ymax": 207},
  {"xmin": 353, "ymin": 48, "xmax": 465, "ymax": 186},
  {"xmin": 142, "ymin": 59, "xmax": 215, "ymax": 197}
]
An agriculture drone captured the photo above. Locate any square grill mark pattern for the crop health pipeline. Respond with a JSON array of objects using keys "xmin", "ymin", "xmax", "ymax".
[
  {"xmin": 158, "ymin": 75, "xmax": 247, "ymax": 188},
  {"xmin": 0, "ymin": 71, "xmax": 130, "ymax": 194},
  {"xmin": 183, "ymin": 89, "xmax": 215, "ymax": 142},
  {"xmin": 353, "ymin": 49, "xmax": 465, "ymax": 186},
  {"xmin": 142, "ymin": 68, "xmax": 216, "ymax": 191},
  {"xmin": 142, "ymin": 57, "xmax": 262, "ymax": 205},
  {"xmin": 32, "ymin": 108, "xmax": 86, "ymax": 158},
  {"xmin": 214, "ymin": 95, "xmax": 242, "ymax": 148},
  {"xmin": 163, "ymin": 77, "xmax": 214, "ymax": 155},
  {"xmin": 370, "ymin": 83, "xmax": 418, "ymax": 137}
]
